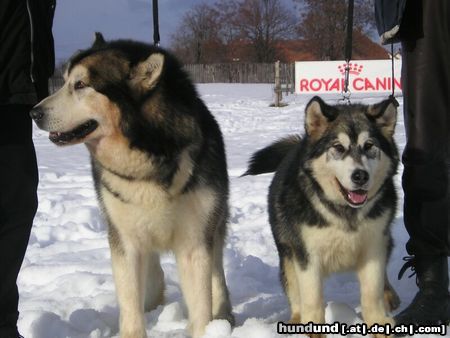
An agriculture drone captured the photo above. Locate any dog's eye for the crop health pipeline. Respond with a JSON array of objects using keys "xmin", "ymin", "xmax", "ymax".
[
  {"xmin": 333, "ymin": 144, "xmax": 346, "ymax": 153},
  {"xmin": 74, "ymin": 81, "xmax": 87, "ymax": 90},
  {"xmin": 363, "ymin": 142, "xmax": 374, "ymax": 151}
]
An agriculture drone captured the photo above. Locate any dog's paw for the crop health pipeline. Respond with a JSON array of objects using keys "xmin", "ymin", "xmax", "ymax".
[
  {"xmin": 372, "ymin": 334, "xmax": 389, "ymax": 338},
  {"xmin": 288, "ymin": 312, "xmax": 301, "ymax": 324},
  {"xmin": 189, "ymin": 321, "xmax": 210, "ymax": 338},
  {"xmin": 213, "ymin": 312, "xmax": 235, "ymax": 327},
  {"xmin": 368, "ymin": 316, "xmax": 395, "ymax": 338},
  {"xmin": 307, "ymin": 334, "xmax": 325, "ymax": 338},
  {"xmin": 382, "ymin": 316, "xmax": 395, "ymax": 327},
  {"xmin": 228, "ymin": 313, "xmax": 236, "ymax": 327},
  {"xmin": 121, "ymin": 329, "xmax": 147, "ymax": 338}
]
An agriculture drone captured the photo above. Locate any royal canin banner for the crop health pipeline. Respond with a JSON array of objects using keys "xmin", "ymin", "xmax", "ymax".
[{"xmin": 295, "ymin": 60, "xmax": 402, "ymax": 94}]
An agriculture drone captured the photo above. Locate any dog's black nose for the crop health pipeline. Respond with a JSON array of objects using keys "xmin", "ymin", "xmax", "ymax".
[
  {"xmin": 30, "ymin": 107, "xmax": 44, "ymax": 121},
  {"xmin": 351, "ymin": 169, "xmax": 369, "ymax": 185}
]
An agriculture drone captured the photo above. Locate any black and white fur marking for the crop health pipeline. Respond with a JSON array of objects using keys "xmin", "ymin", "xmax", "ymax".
[
  {"xmin": 245, "ymin": 96, "xmax": 400, "ymax": 336},
  {"xmin": 31, "ymin": 33, "xmax": 234, "ymax": 338}
]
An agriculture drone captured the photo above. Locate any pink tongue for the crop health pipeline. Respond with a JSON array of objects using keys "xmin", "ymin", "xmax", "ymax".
[{"xmin": 348, "ymin": 191, "xmax": 367, "ymax": 204}]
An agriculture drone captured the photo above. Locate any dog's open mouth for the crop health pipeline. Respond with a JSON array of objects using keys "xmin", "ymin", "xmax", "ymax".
[
  {"xmin": 49, "ymin": 120, "xmax": 98, "ymax": 145},
  {"xmin": 336, "ymin": 179, "xmax": 368, "ymax": 207}
]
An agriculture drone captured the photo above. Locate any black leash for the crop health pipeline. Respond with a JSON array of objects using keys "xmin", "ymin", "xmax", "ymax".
[
  {"xmin": 342, "ymin": 0, "xmax": 398, "ymax": 107},
  {"xmin": 342, "ymin": 0, "xmax": 354, "ymax": 104},
  {"xmin": 344, "ymin": 0, "xmax": 354, "ymax": 63},
  {"xmin": 152, "ymin": 0, "xmax": 160, "ymax": 46},
  {"xmin": 389, "ymin": 43, "xmax": 400, "ymax": 106},
  {"xmin": 390, "ymin": 43, "xmax": 395, "ymax": 97}
]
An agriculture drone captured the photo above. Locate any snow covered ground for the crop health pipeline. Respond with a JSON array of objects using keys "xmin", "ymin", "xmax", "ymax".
[{"xmin": 17, "ymin": 84, "xmax": 449, "ymax": 337}]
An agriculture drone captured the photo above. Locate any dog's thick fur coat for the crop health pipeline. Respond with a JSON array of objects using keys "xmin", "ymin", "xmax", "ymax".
[
  {"xmin": 31, "ymin": 34, "xmax": 233, "ymax": 338},
  {"xmin": 245, "ymin": 97, "xmax": 400, "ymax": 335}
]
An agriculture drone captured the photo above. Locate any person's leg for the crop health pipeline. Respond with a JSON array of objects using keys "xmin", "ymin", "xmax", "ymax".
[
  {"xmin": 0, "ymin": 104, "xmax": 38, "ymax": 337},
  {"xmin": 401, "ymin": 0, "xmax": 449, "ymax": 257},
  {"xmin": 396, "ymin": 0, "xmax": 450, "ymax": 325}
]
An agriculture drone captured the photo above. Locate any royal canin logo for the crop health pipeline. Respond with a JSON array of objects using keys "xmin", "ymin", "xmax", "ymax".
[
  {"xmin": 298, "ymin": 62, "xmax": 402, "ymax": 93},
  {"xmin": 337, "ymin": 63, "xmax": 363, "ymax": 76}
]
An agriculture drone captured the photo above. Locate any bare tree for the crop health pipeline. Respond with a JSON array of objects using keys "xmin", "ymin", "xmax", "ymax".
[
  {"xmin": 295, "ymin": 0, "xmax": 375, "ymax": 60},
  {"xmin": 171, "ymin": 0, "xmax": 297, "ymax": 63},
  {"xmin": 214, "ymin": 0, "xmax": 240, "ymax": 44},
  {"xmin": 213, "ymin": 0, "xmax": 244, "ymax": 61},
  {"xmin": 234, "ymin": 0, "xmax": 297, "ymax": 62},
  {"xmin": 171, "ymin": 3, "xmax": 224, "ymax": 63}
]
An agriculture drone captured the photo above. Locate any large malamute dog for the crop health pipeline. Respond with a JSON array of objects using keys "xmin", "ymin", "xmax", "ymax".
[
  {"xmin": 245, "ymin": 97, "xmax": 400, "ymax": 334},
  {"xmin": 30, "ymin": 34, "xmax": 233, "ymax": 338}
]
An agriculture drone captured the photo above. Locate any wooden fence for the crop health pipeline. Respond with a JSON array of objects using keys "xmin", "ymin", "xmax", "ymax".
[
  {"xmin": 49, "ymin": 63, "xmax": 295, "ymax": 92},
  {"xmin": 184, "ymin": 63, "xmax": 294, "ymax": 84}
]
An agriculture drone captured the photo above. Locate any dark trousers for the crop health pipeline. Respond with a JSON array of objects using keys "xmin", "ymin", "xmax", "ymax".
[
  {"xmin": 0, "ymin": 105, "xmax": 38, "ymax": 336},
  {"xmin": 400, "ymin": 0, "xmax": 450, "ymax": 256}
]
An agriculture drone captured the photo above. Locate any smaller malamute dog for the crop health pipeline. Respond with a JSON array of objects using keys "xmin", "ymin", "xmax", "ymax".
[
  {"xmin": 30, "ymin": 33, "xmax": 233, "ymax": 338},
  {"xmin": 245, "ymin": 96, "xmax": 400, "ymax": 336}
]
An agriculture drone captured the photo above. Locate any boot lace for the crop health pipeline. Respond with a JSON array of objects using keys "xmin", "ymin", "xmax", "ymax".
[{"xmin": 398, "ymin": 255, "xmax": 417, "ymax": 281}]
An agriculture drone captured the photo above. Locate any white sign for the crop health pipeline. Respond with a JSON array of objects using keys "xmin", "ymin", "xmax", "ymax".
[{"xmin": 294, "ymin": 60, "xmax": 402, "ymax": 94}]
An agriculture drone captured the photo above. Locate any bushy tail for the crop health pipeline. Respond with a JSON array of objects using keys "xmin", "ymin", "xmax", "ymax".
[{"xmin": 243, "ymin": 135, "xmax": 301, "ymax": 176}]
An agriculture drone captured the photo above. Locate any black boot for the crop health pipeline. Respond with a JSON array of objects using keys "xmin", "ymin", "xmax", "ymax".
[{"xmin": 395, "ymin": 255, "xmax": 450, "ymax": 325}]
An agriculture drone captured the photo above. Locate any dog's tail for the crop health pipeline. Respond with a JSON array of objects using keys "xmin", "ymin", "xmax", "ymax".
[{"xmin": 243, "ymin": 135, "xmax": 301, "ymax": 176}]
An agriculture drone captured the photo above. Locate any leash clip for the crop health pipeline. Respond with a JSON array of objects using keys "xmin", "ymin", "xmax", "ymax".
[
  {"xmin": 340, "ymin": 61, "xmax": 352, "ymax": 104},
  {"xmin": 340, "ymin": 90, "xmax": 351, "ymax": 105}
]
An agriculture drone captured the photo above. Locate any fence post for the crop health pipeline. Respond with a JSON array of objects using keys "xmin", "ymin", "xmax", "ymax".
[
  {"xmin": 272, "ymin": 60, "xmax": 286, "ymax": 107},
  {"xmin": 276, "ymin": 61, "xmax": 281, "ymax": 106}
]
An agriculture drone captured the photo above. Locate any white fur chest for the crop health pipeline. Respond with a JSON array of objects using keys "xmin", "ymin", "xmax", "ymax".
[
  {"xmin": 98, "ymin": 169, "xmax": 217, "ymax": 252},
  {"xmin": 100, "ymin": 171, "xmax": 175, "ymax": 250},
  {"xmin": 301, "ymin": 210, "xmax": 390, "ymax": 274}
]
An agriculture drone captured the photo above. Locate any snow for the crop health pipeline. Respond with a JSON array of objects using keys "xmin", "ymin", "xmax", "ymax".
[{"xmin": 16, "ymin": 84, "xmax": 448, "ymax": 337}]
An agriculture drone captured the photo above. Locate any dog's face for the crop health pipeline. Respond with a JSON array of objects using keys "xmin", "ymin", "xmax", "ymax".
[
  {"xmin": 30, "ymin": 34, "xmax": 165, "ymax": 147},
  {"xmin": 31, "ymin": 62, "xmax": 113, "ymax": 146},
  {"xmin": 306, "ymin": 97, "xmax": 398, "ymax": 208}
]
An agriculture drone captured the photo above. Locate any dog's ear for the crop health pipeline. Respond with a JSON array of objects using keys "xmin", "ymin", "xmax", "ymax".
[
  {"xmin": 304, "ymin": 96, "xmax": 337, "ymax": 140},
  {"xmin": 366, "ymin": 98, "xmax": 398, "ymax": 138},
  {"xmin": 92, "ymin": 32, "xmax": 106, "ymax": 48},
  {"xmin": 129, "ymin": 53, "xmax": 164, "ymax": 91}
]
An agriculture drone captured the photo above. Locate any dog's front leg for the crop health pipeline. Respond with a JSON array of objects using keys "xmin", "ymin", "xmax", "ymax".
[
  {"xmin": 175, "ymin": 244, "xmax": 212, "ymax": 338},
  {"xmin": 111, "ymin": 245, "xmax": 147, "ymax": 338},
  {"xmin": 357, "ymin": 248, "xmax": 395, "ymax": 337},
  {"xmin": 295, "ymin": 259, "xmax": 325, "ymax": 338},
  {"xmin": 383, "ymin": 273, "xmax": 400, "ymax": 312},
  {"xmin": 295, "ymin": 258, "xmax": 325, "ymax": 324},
  {"xmin": 211, "ymin": 225, "xmax": 234, "ymax": 325}
]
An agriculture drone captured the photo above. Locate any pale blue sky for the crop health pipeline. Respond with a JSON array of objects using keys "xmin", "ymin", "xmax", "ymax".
[{"xmin": 53, "ymin": 0, "xmax": 209, "ymax": 62}]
